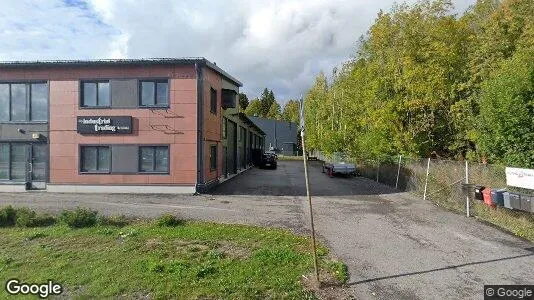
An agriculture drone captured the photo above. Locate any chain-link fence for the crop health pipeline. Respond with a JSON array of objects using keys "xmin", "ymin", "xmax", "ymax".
[
  {"xmin": 312, "ymin": 151, "xmax": 534, "ymax": 239},
  {"xmin": 314, "ymin": 151, "xmax": 534, "ymax": 214}
]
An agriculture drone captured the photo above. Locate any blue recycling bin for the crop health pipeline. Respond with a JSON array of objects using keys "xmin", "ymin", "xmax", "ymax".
[{"xmin": 490, "ymin": 188, "xmax": 506, "ymax": 207}]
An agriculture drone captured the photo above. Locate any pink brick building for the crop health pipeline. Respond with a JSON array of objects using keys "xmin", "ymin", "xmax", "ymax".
[{"xmin": 0, "ymin": 58, "xmax": 264, "ymax": 193}]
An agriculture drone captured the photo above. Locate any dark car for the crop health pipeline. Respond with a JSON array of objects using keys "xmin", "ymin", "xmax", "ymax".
[{"xmin": 260, "ymin": 151, "xmax": 277, "ymax": 169}]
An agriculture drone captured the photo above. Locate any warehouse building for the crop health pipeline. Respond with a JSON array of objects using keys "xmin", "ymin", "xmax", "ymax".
[
  {"xmin": 249, "ymin": 116, "xmax": 298, "ymax": 156},
  {"xmin": 0, "ymin": 58, "xmax": 264, "ymax": 193}
]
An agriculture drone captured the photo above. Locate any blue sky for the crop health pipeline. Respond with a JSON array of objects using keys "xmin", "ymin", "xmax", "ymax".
[{"xmin": 0, "ymin": 0, "xmax": 475, "ymax": 104}]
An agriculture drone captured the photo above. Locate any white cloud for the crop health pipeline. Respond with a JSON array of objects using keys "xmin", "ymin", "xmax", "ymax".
[
  {"xmin": 0, "ymin": 0, "xmax": 119, "ymax": 60},
  {"xmin": 1, "ymin": 0, "xmax": 475, "ymax": 103}
]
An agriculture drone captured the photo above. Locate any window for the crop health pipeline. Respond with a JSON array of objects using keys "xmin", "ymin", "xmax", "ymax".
[
  {"xmin": 210, "ymin": 145, "xmax": 217, "ymax": 171},
  {"xmin": 139, "ymin": 146, "xmax": 169, "ymax": 173},
  {"xmin": 80, "ymin": 146, "xmax": 110, "ymax": 172},
  {"xmin": 0, "ymin": 144, "xmax": 9, "ymax": 180},
  {"xmin": 81, "ymin": 81, "xmax": 110, "ymax": 107},
  {"xmin": 0, "ymin": 82, "xmax": 48, "ymax": 122},
  {"xmin": 210, "ymin": 87, "xmax": 217, "ymax": 114},
  {"xmin": 31, "ymin": 83, "xmax": 48, "ymax": 121},
  {"xmin": 11, "ymin": 84, "xmax": 26, "ymax": 121},
  {"xmin": 140, "ymin": 80, "xmax": 168, "ymax": 107}
]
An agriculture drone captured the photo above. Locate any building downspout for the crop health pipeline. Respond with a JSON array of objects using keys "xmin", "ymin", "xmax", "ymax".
[{"xmin": 196, "ymin": 63, "xmax": 204, "ymax": 192}]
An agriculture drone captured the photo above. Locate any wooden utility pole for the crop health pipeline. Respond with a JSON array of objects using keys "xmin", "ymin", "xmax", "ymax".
[{"xmin": 299, "ymin": 96, "xmax": 320, "ymax": 284}]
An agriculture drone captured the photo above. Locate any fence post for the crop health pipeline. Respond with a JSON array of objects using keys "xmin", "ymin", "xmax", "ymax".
[
  {"xmin": 395, "ymin": 155, "xmax": 402, "ymax": 189},
  {"xmin": 376, "ymin": 159, "xmax": 380, "ymax": 182},
  {"xmin": 465, "ymin": 160, "xmax": 470, "ymax": 217},
  {"xmin": 423, "ymin": 158, "xmax": 431, "ymax": 201}
]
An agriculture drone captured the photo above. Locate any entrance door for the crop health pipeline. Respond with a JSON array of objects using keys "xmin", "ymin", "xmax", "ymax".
[{"xmin": 28, "ymin": 144, "xmax": 47, "ymax": 189}]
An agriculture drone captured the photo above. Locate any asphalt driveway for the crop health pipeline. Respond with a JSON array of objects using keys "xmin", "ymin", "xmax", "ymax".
[{"xmin": 1, "ymin": 160, "xmax": 533, "ymax": 299}]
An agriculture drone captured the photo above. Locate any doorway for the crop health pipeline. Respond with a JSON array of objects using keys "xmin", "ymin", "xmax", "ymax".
[{"xmin": 28, "ymin": 143, "xmax": 47, "ymax": 190}]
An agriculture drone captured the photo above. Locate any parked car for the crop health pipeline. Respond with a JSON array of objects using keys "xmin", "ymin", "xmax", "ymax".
[
  {"xmin": 322, "ymin": 152, "xmax": 357, "ymax": 176},
  {"xmin": 260, "ymin": 151, "xmax": 278, "ymax": 169}
]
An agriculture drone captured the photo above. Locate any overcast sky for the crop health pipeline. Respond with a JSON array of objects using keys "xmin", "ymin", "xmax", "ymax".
[{"xmin": 0, "ymin": 0, "xmax": 474, "ymax": 104}]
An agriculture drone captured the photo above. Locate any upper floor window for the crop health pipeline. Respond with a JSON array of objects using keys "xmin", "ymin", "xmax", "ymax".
[
  {"xmin": 0, "ymin": 83, "xmax": 48, "ymax": 122},
  {"xmin": 210, "ymin": 87, "xmax": 217, "ymax": 114},
  {"xmin": 81, "ymin": 81, "xmax": 110, "ymax": 107},
  {"xmin": 140, "ymin": 80, "xmax": 168, "ymax": 107}
]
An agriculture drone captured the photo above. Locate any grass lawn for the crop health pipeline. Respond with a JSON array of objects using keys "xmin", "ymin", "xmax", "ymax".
[{"xmin": 0, "ymin": 213, "xmax": 347, "ymax": 299}]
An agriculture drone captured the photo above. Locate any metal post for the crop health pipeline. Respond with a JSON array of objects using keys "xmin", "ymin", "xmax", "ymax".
[
  {"xmin": 301, "ymin": 130, "xmax": 320, "ymax": 284},
  {"xmin": 465, "ymin": 160, "xmax": 470, "ymax": 217},
  {"xmin": 423, "ymin": 158, "xmax": 431, "ymax": 201},
  {"xmin": 395, "ymin": 155, "xmax": 402, "ymax": 189}
]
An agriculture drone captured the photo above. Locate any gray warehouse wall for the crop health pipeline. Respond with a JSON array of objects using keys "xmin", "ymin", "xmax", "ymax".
[{"xmin": 249, "ymin": 117, "xmax": 298, "ymax": 154}]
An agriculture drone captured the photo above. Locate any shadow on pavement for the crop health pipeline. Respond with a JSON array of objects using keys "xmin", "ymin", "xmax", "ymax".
[{"xmin": 349, "ymin": 251, "xmax": 534, "ymax": 285}]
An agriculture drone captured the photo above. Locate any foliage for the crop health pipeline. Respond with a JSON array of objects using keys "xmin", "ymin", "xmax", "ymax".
[
  {"xmin": 59, "ymin": 207, "xmax": 98, "ymax": 228},
  {"xmin": 477, "ymin": 47, "xmax": 534, "ymax": 167},
  {"xmin": 155, "ymin": 214, "xmax": 183, "ymax": 227},
  {"xmin": 238, "ymin": 92, "xmax": 249, "ymax": 111},
  {"xmin": 244, "ymin": 88, "xmax": 287, "ymax": 121},
  {"xmin": 0, "ymin": 206, "xmax": 17, "ymax": 227},
  {"xmin": 282, "ymin": 99, "xmax": 300, "ymax": 123},
  {"xmin": 1, "ymin": 206, "xmax": 55, "ymax": 228},
  {"xmin": 260, "ymin": 88, "xmax": 276, "ymax": 117},
  {"xmin": 14, "ymin": 208, "xmax": 55, "ymax": 227},
  {"xmin": 266, "ymin": 101, "xmax": 282, "ymax": 120},
  {"xmin": 302, "ymin": 0, "xmax": 534, "ymax": 167}
]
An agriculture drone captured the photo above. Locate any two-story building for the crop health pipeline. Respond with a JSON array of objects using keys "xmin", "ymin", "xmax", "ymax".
[{"xmin": 0, "ymin": 58, "xmax": 264, "ymax": 194}]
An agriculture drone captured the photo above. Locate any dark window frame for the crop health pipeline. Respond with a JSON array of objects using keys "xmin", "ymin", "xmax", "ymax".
[
  {"xmin": 0, "ymin": 81, "xmax": 49, "ymax": 123},
  {"xmin": 210, "ymin": 144, "xmax": 217, "ymax": 171},
  {"xmin": 210, "ymin": 87, "xmax": 217, "ymax": 115},
  {"xmin": 80, "ymin": 80, "xmax": 111, "ymax": 108},
  {"xmin": 138, "ymin": 145, "xmax": 170, "ymax": 174},
  {"xmin": 139, "ymin": 79, "xmax": 170, "ymax": 108},
  {"xmin": 79, "ymin": 145, "xmax": 111, "ymax": 174},
  {"xmin": 0, "ymin": 143, "xmax": 14, "ymax": 181}
]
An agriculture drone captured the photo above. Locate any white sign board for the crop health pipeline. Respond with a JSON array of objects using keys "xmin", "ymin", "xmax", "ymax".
[{"xmin": 505, "ymin": 167, "xmax": 534, "ymax": 190}]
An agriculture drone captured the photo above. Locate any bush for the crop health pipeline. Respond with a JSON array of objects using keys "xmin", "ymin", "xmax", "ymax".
[
  {"xmin": 15, "ymin": 208, "xmax": 55, "ymax": 227},
  {"xmin": 59, "ymin": 208, "xmax": 98, "ymax": 228},
  {"xmin": 97, "ymin": 214, "xmax": 130, "ymax": 227},
  {"xmin": 0, "ymin": 206, "xmax": 17, "ymax": 227},
  {"xmin": 155, "ymin": 214, "xmax": 183, "ymax": 227}
]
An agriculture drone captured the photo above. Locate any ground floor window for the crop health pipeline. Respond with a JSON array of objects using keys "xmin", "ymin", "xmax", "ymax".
[
  {"xmin": 80, "ymin": 146, "xmax": 110, "ymax": 173},
  {"xmin": 0, "ymin": 143, "xmax": 28, "ymax": 181},
  {"xmin": 0, "ymin": 144, "xmax": 10, "ymax": 180},
  {"xmin": 210, "ymin": 145, "xmax": 217, "ymax": 171},
  {"xmin": 0, "ymin": 143, "xmax": 46, "ymax": 181},
  {"xmin": 139, "ymin": 146, "xmax": 169, "ymax": 173}
]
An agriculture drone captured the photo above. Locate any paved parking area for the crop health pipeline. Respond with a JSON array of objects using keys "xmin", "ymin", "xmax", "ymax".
[{"xmin": 1, "ymin": 160, "xmax": 533, "ymax": 299}]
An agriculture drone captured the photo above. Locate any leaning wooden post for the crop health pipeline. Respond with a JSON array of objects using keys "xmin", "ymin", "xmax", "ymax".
[
  {"xmin": 395, "ymin": 155, "xmax": 402, "ymax": 189},
  {"xmin": 299, "ymin": 96, "xmax": 320, "ymax": 285},
  {"xmin": 465, "ymin": 160, "xmax": 470, "ymax": 217},
  {"xmin": 423, "ymin": 158, "xmax": 431, "ymax": 201}
]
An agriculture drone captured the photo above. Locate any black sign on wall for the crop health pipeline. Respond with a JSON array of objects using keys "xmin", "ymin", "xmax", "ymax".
[{"xmin": 77, "ymin": 116, "xmax": 133, "ymax": 134}]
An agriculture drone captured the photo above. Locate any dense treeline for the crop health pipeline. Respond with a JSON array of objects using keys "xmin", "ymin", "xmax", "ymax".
[
  {"xmin": 304, "ymin": 0, "xmax": 533, "ymax": 167},
  {"xmin": 243, "ymin": 88, "xmax": 301, "ymax": 123}
]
